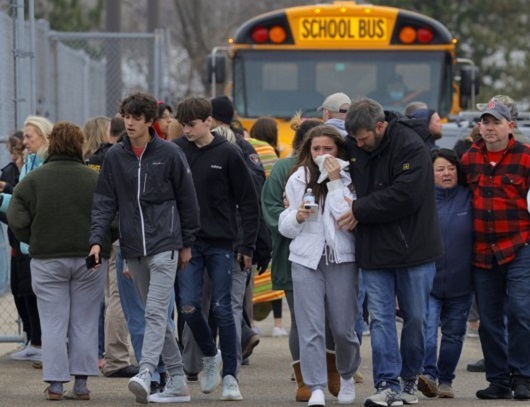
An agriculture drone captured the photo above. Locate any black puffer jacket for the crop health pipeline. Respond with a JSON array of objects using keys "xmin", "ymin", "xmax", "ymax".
[
  {"xmin": 90, "ymin": 129, "xmax": 200, "ymax": 258},
  {"xmin": 346, "ymin": 111, "xmax": 443, "ymax": 269}
]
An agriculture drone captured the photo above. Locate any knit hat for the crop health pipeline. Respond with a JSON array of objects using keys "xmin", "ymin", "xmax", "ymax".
[
  {"xmin": 211, "ymin": 96, "xmax": 234, "ymax": 125},
  {"xmin": 409, "ymin": 108, "xmax": 436, "ymax": 124}
]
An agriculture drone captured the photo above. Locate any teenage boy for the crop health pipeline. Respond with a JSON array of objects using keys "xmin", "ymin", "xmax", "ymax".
[
  {"xmin": 174, "ymin": 97, "xmax": 259, "ymax": 401},
  {"xmin": 89, "ymin": 92, "xmax": 200, "ymax": 404}
]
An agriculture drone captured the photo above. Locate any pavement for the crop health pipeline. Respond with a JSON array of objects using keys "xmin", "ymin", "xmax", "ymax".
[{"xmin": 0, "ymin": 312, "xmax": 518, "ymax": 407}]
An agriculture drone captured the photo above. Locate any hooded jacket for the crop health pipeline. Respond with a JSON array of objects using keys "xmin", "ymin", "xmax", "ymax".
[
  {"xmin": 90, "ymin": 128, "xmax": 200, "ymax": 258},
  {"xmin": 278, "ymin": 166, "xmax": 355, "ymax": 270},
  {"xmin": 346, "ymin": 111, "xmax": 443, "ymax": 269},
  {"xmin": 174, "ymin": 133, "xmax": 259, "ymax": 257}
]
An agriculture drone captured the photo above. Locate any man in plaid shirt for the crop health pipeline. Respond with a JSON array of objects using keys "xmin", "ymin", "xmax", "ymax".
[{"xmin": 461, "ymin": 101, "xmax": 530, "ymax": 401}]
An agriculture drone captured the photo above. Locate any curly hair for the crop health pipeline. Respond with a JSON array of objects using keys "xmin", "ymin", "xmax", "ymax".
[
  {"xmin": 119, "ymin": 92, "xmax": 158, "ymax": 123},
  {"xmin": 48, "ymin": 122, "xmax": 84, "ymax": 160}
]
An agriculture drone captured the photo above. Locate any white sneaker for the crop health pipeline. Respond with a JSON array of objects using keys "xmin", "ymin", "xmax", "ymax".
[
  {"xmin": 128, "ymin": 368, "xmax": 152, "ymax": 404},
  {"xmin": 338, "ymin": 377, "xmax": 356, "ymax": 404},
  {"xmin": 272, "ymin": 326, "xmax": 288, "ymax": 337},
  {"xmin": 221, "ymin": 374, "xmax": 243, "ymax": 401},
  {"xmin": 149, "ymin": 374, "xmax": 191, "ymax": 403},
  {"xmin": 308, "ymin": 388, "xmax": 325, "ymax": 406},
  {"xmin": 200, "ymin": 349, "xmax": 222, "ymax": 394},
  {"xmin": 10, "ymin": 343, "xmax": 42, "ymax": 361}
]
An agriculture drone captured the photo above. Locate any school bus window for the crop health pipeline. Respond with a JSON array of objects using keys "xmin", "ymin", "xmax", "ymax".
[
  {"xmin": 315, "ymin": 62, "xmax": 376, "ymax": 98},
  {"xmin": 263, "ymin": 63, "xmax": 298, "ymax": 91}
]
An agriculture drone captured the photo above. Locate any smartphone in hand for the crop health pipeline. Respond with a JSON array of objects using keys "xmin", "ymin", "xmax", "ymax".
[{"xmin": 85, "ymin": 254, "xmax": 100, "ymax": 269}]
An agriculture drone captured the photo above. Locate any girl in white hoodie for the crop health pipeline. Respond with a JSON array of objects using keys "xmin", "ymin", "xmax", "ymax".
[{"xmin": 279, "ymin": 125, "xmax": 360, "ymax": 407}]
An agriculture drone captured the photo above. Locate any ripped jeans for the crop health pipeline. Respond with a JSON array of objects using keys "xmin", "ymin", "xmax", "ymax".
[{"xmin": 176, "ymin": 238, "xmax": 237, "ymax": 378}]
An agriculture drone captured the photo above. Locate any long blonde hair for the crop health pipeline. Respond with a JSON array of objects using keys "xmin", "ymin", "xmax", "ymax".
[
  {"xmin": 83, "ymin": 116, "xmax": 110, "ymax": 159},
  {"xmin": 23, "ymin": 115, "xmax": 53, "ymax": 158}
]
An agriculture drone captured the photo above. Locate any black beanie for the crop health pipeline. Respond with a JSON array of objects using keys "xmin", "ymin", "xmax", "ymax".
[
  {"xmin": 409, "ymin": 108, "xmax": 435, "ymax": 124},
  {"xmin": 211, "ymin": 96, "xmax": 234, "ymax": 125}
]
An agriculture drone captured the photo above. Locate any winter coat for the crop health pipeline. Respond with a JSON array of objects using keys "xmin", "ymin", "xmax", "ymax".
[
  {"xmin": 278, "ymin": 166, "xmax": 355, "ymax": 270},
  {"xmin": 261, "ymin": 157, "xmax": 296, "ymax": 290},
  {"xmin": 346, "ymin": 111, "xmax": 443, "ymax": 269},
  {"xmin": 8, "ymin": 155, "xmax": 113, "ymax": 259},
  {"xmin": 91, "ymin": 129, "xmax": 200, "ymax": 258},
  {"xmin": 432, "ymin": 184, "xmax": 473, "ymax": 299}
]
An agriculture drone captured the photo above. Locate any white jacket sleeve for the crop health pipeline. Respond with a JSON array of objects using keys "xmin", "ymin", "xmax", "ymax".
[{"xmin": 326, "ymin": 172, "xmax": 354, "ymax": 221}]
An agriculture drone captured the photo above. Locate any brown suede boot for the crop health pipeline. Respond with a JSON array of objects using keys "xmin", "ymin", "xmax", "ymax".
[
  {"xmin": 292, "ymin": 361, "xmax": 311, "ymax": 402},
  {"xmin": 326, "ymin": 350, "xmax": 340, "ymax": 397}
]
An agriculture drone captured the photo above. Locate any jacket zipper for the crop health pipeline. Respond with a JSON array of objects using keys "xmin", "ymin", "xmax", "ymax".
[
  {"xmin": 137, "ymin": 156, "xmax": 147, "ymax": 256},
  {"xmin": 170, "ymin": 206, "xmax": 174, "ymax": 233},
  {"xmin": 399, "ymin": 226, "xmax": 409, "ymax": 250}
]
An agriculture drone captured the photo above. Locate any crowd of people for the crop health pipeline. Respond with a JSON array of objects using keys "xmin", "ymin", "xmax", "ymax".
[{"xmin": 1, "ymin": 88, "xmax": 530, "ymax": 407}]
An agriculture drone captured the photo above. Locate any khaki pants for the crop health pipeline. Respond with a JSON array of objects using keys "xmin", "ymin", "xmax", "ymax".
[{"xmin": 102, "ymin": 244, "xmax": 132, "ymax": 375}]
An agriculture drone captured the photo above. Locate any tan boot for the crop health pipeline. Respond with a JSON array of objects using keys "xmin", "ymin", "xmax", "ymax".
[
  {"xmin": 292, "ymin": 361, "xmax": 311, "ymax": 402},
  {"xmin": 326, "ymin": 350, "xmax": 340, "ymax": 397}
]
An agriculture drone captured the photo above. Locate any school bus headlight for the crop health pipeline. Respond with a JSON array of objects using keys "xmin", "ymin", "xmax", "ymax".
[
  {"xmin": 269, "ymin": 26, "xmax": 287, "ymax": 44},
  {"xmin": 417, "ymin": 27, "xmax": 434, "ymax": 44},
  {"xmin": 251, "ymin": 26, "xmax": 269, "ymax": 44},
  {"xmin": 399, "ymin": 26, "xmax": 416, "ymax": 44}
]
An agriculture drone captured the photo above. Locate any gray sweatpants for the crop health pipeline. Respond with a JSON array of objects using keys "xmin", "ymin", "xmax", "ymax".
[
  {"xmin": 126, "ymin": 251, "xmax": 183, "ymax": 377},
  {"xmin": 292, "ymin": 257, "xmax": 361, "ymax": 391},
  {"xmin": 31, "ymin": 257, "xmax": 106, "ymax": 383}
]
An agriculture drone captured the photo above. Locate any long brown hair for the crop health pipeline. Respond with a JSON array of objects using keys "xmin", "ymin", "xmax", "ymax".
[{"xmin": 287, "ymin": 125, "xmax": 347, "ymax": 209}]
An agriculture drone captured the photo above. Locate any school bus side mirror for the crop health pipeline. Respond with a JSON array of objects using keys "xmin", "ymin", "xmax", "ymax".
[
  {"xmin": 207, "ymin": 54, "xmax": 226, "ymax": 84},
  {"xmin": 460, "ymin": 66, "xmax": 480, "ymax": 109}
]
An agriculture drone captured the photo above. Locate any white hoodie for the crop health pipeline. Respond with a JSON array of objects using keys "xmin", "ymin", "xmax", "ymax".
[{"xmin": 278, "ymin": 166, "xmax": 355, "ymax": 270}]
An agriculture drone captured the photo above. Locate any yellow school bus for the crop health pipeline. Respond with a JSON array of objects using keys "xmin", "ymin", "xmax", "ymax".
[{"xmin": 209, "ymin": 1, "xmax": 477, "ymax": 156}]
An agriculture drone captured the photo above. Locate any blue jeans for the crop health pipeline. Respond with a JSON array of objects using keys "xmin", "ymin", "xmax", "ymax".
[
  {"xmin": 116, "ymin": 249, "xmax": 174, "ymax": 382},
  {"xmin": 363, "ymin": 262, "xmax": 435, "ymax": 392},
  {"xmin": 474, "ymin": 245, "xmax": 530, "ymax": 388},
  {"xmin": 177, "ymin": 239, "xmax": 237, "ymax": 377},
  {"xmin": 354, "ymin": 269, "xmax": 366, "ymax": 344},
  {"xmin": 423, "ymin": 293, "xmax": 473, "ymax": 384}
]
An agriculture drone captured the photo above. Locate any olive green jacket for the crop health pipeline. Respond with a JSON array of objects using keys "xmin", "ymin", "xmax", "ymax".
[{"xmin": 261, "ymin": 157, "xmax": 296, "ymax": 291}]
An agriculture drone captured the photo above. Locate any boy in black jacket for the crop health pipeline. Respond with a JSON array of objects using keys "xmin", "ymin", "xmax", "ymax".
[
  {"xmin": 89, "ymin": 92, "xmax": 200, "ymax": 404},
  {"xmin": 174, "ymin": 97, "xmax": 259, "ymax": 401}
]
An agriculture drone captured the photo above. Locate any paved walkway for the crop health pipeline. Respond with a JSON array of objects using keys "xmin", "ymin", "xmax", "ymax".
[{"xmin": 0, "ymin": 308, "xmax": 518, "ymax": 407}]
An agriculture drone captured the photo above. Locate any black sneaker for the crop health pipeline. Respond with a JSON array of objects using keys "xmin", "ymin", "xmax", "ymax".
[
  {"xmin": 512, "ymin": 377, "xmax": 530, "ymax": 400},
  {"xmin": 476, "ymin": 384, "xmax": 512, "ymax": 400},
  {"xmin": 467, "ymin": 359, "xmax": 486, "ymax": 373}
]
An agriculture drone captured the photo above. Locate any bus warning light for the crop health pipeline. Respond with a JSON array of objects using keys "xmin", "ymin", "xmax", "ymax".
[
  {"xmin": 417, "ymin": 28, "xmax": 434, "ymax": 44},
  {"xmin": 270, "ymin": 26, "xmax": 287, "ymax": 44},
  {"xmin": 398, "ymin": 26, "xmax": 416, "ymax": 44},
  {"xmin": 251, "ymin": 27, "xmax": 269, "ymax": 44}
]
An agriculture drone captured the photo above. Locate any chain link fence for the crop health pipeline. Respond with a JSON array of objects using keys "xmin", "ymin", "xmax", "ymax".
[{"xmin": 0, "ymin": 0, "xmax": 171, "ymax": 342}]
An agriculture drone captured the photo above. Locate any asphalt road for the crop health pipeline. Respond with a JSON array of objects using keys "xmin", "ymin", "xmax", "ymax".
[{"xmin": 0, "ymin": 317, "xmax": 518, "ymax": 407}]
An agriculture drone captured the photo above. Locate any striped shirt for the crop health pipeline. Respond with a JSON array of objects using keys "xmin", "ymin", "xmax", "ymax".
[{"xmin": 247, "ymin": 138, "xmax": 279, "ymax": 178}]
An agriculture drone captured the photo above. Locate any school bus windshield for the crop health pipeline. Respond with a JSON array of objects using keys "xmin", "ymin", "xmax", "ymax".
[{"xmin": 232, "ymin": 50, "xmax": 452, "ymax": 120}]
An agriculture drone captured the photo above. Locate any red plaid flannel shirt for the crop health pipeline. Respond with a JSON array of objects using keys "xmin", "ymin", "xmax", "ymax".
[{"xmin": 461, "ymin": 136, "xmax": 530, "ymax": 269}]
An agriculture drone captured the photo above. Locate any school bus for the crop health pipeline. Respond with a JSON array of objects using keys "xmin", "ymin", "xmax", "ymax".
[{"xmin": 208, "ymin": 1, "xmax": 478, "ymax": 156}]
